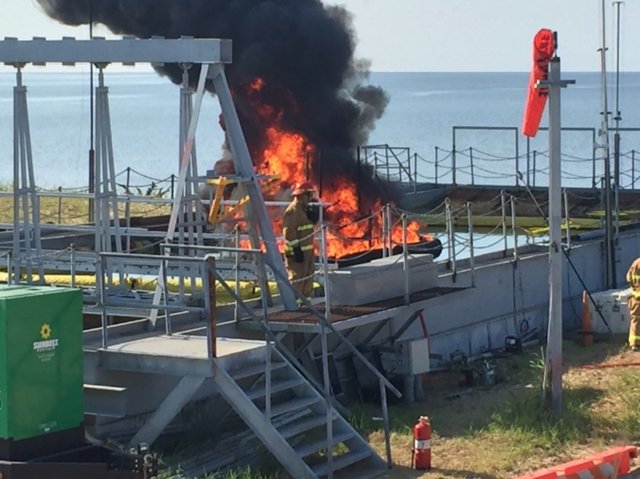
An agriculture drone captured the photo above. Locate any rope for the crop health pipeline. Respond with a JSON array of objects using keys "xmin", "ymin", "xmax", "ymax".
[
  {"xmin": 559, "ymin": 155, "xmax": 595, "ymax": 163},
  {"xmin": 477, "ymin": 203, "xmax": 506, "ymax": 217},
  {"xmin": 515, "ymin": 169, "xmax": 613, "ymax": 335},
  {"xmin": 414, "ymin": 153, "xmax": 437, "ymax": 165},
  {"xmin": 457, "ymin": 148, "xmax": 520, "ymax": 161},
  {"xmin": 117, "ymin": 167, "xmax": 175, "ymax": 183}
]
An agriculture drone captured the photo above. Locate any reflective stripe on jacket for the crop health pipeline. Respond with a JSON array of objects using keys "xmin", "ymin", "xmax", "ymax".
[
  {"xmin": 627, "ymin": 257, "xmax": 640, "ymax": 299},
  {"xmin": 283, "ymin": 200, "xmax": 314, "ymax": 254}
]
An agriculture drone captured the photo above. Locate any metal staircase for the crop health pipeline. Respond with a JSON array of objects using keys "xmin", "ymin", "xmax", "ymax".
[
  {"xmin": 213, "ymin": 348, "xmax": 385, "ymax": 479},
  {"xmin": 85, "ymin": 250, "xmax": 390, "ymax": 478},
  {"xmin": 84, "ymin": 251, "xmax": 393, "ymax": 478},
  {"xmin": 87, "ymin": 338, "xmax": 385, "ymax": 478}
]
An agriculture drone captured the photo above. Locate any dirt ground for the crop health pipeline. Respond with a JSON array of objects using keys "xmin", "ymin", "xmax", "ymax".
[{"xmin": 354, "ymin": 336, "xmax": 640, "ymax": 479}]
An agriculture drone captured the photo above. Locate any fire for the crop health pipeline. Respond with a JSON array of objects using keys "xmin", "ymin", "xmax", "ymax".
[
  {"xmin": 258, "ymin": 127, "xmax": 314, "ymax": 196},
  {"xmin": 241, "ymin": 77, "xmax": 426, "ymax": 259}
]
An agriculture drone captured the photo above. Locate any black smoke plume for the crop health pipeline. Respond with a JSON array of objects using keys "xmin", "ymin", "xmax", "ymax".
[{"xmin": 37, "ymin": 0, "xmax": 396, "ymax": 210}]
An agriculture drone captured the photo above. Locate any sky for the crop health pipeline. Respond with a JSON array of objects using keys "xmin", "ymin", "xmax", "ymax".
[{"xmin": 0, "ymin": 0, "xmax": 637, "ymax": 72}]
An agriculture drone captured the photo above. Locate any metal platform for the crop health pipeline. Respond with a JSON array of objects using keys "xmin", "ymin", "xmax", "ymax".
[
  {"xmin": 93, "ymin": 334, "xmax": 268, "ymax": 377},
  {"xmin": 239, "ymin": 287, "xmax": 463, "ymax": 333}
]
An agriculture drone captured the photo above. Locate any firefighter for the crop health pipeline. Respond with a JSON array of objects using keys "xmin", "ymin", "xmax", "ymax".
[
  {"xmin": 283, "ymin": 181, "xmax": 318, "ymax": 302},
  {"xmin": 626, "ymin": 257, "xmax": 640, "ymax": 351}
]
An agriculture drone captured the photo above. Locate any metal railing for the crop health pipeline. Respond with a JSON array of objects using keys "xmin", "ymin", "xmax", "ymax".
[
  {"xmin": 93, "ymin": 241, "xmax": 402, "ymax": 470},
  {"xmin": 357, "ymin": 126, "xmax": 640, "ymax": 190},
  {"xmin": 95, "ymin": 251, "xmax": 216, "ymax": 354},
  {"xmin": 359, "ymin": 144, "xmax": 417, "ymax": 191}
]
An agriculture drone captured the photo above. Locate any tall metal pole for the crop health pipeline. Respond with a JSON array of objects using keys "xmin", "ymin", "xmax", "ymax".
[
  {"xmin": 543, "ymin": 36, "xmax": 574, "ymax": 417},
  {"xmin": 600, "ymin": 0, "xmax": 615, "ymax": 288},
  {"xmin": 547, "ymin": 56, "xmax": 564, "ymax": 416},
  {"xmin": 612, "ymin": 1, "xmax": 624, "ymax": 263},
  {"xmin": 88, "ymin": 3, "xmax": 95, "ymax": 222}
]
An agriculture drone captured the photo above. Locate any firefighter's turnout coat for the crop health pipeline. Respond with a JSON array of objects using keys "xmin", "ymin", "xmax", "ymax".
[
  {"xmin": 282, "ymin": 198, "xmax": 315, "ymax": 299},
  {"xmin": 626, "ymin": 257, "xmax": 640, "ymax": 347}
]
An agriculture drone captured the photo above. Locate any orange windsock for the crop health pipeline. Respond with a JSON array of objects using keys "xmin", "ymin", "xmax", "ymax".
[{"xmin": 522, "ymin": 29, "xmax": 555, "ymax": 137}]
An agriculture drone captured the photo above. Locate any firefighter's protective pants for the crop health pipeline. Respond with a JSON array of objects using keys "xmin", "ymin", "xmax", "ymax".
[
  {"xmin": 628, "ymin": 296, "xmax": 640, "ymax": 347},
  {"xmin": 285, "ymin": 251, "xmax": 315, "ymax": 300}
]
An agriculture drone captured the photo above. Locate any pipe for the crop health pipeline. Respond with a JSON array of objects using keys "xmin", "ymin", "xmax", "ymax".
[
  {"xmin": 511, "ymin": 196, "xmax": 518, "ymax": 262},
  {"xmin": 467, "ymin": 202, "xmax": 475, "ymax": 287},
  {"xmin": 322, "ymin": 225, "xmax": 331, "ymax": 321},
  {"xmin": 402, "ymin": 213, "xmax": 410, "ymax": 304},
  {"xmin": 501, "ymin": 191, "xmax": 508, "ymax": 257}
]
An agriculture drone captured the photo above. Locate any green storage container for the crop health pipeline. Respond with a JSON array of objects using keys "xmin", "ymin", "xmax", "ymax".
[{"xmin": 0, "ymin": 286, "xmax": 83, "ymax": 441}]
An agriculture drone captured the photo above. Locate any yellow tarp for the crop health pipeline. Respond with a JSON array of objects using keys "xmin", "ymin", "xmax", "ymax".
[
  {"xmin": 525, "ymin": 218, "xmax": 634, "ymax": 236},
  {"xmin": 3, "ymin": 272, "xmax": 321, "ymax": 306},
  {"xmin": 421, "ymin": 213, "xmax": 637, "ymax": 236},
  {"xmin": 18, "ymin": 274, "xmax": 280, "ymax": 305}
]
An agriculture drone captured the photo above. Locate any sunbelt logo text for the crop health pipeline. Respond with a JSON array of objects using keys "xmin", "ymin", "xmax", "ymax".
[
  {"xmin": 33, "ymin": 323, "xmax": 59, "ymax": 358},
  {"xmin": 33, "ymin": 338, "xmax": 59, "ymax": 352}
]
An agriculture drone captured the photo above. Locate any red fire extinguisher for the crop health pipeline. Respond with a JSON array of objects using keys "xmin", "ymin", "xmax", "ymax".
[{"xmin": 412, "ymin": 416, "xmax": 431, "ymax": 470}]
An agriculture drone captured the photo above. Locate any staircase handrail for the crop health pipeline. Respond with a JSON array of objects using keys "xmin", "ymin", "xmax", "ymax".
[
  {"xmin": 207, "ymin": 260, "xmax": 352, "ymax": 416},
  {"xmin": 264, "ymin": 255, "xmax": 403, "ymax": 399}
]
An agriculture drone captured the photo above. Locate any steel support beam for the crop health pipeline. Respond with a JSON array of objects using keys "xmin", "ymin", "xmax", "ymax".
[
  {"xmin": 0, "ymin": 37, "xmax": 232, "ymax": 65},
  {"xmin": 129, "ymin": 375, "xmax": 206, "ymax": 447},
  {"xmin": 209, "ymin": 64, "xmax": 297, "ymax": 311},
  {"xmin": 389, "ymin": 308, "xmax": 425, "ymax": 343},
  {"xmin": 210, "ymin": 360, "xmax": 316, "ymax": 478},
  {"xmin": 11, "ymin": 68, "xmax": 44, "ymax": 283}
]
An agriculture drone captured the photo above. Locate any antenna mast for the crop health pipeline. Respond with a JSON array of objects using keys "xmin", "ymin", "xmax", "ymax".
[
  {"xmin": 599, "ymin": 0, "xmax": 615, "ymax": 288},
  {"xmin": 613, "ymin": 1, "xmax": 624, "ymax": 253},
  {"xmin": 88, "ymin": 3, "xmax": 95, "ymax": 222}
]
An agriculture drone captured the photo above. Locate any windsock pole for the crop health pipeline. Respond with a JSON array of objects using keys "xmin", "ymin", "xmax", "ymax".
[
  {"xmin": 542, "ymin": 36, "xmax": 574, "ymax": 416},
  {"xmin": 522, "ymin": 30, "xmax": 574, "ymax": 416}
]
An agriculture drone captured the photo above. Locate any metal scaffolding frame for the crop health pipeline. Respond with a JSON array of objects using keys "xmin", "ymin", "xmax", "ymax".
[
  {"xmin": 10, "ymin": 67, "xmax": 44, "ymax": 283},
  {"xmin": 175, "ymin": 64, "xmax": 203, "ymax": 295},
  {"xmin": 0, "ymin": 36, "xmax": 296, "ymax": 311},
  {"xmin": 94, "ymin": 65, "xmax": 124, "ymax": 286}
]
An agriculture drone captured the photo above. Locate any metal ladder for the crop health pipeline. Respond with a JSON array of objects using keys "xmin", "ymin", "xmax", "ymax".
[{"xmin": 149, "ymin": 61, "xmax": 298, "ymax": 327}]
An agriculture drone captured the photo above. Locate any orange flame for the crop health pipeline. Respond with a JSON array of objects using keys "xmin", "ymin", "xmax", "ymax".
[{"xmin": 241, "ymin": 77, "xmax": 426, "ymax": 259}]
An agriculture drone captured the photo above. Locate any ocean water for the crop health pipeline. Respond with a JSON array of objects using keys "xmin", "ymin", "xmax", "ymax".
[{"xmin": 1, "ymin": 70, "xmax": 640, "ymax": 190}]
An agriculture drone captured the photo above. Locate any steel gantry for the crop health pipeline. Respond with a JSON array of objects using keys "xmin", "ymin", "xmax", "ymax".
[{"xmin": 0, "ymin": 36, "xmax": 297, "ymax": 311}]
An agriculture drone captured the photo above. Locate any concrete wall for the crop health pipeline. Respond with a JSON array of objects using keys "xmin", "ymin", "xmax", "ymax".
[{"xmin": 390, "ymin": 228, "xmax": 640, "ymax": 362}]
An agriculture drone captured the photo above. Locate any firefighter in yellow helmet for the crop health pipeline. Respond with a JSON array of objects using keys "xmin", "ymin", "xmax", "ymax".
[
  {"xmin": 283, "ymin": 181, "xmax": 318, "ymax": 302},
  {"xmin": 627, "ymin": 257, "xmax": 640, "ymax": 351}
]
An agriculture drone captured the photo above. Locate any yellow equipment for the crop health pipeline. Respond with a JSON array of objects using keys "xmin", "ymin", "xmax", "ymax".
[{"xmin": 206, "ymin": 176, "xmax": 250, "ymax": 224}]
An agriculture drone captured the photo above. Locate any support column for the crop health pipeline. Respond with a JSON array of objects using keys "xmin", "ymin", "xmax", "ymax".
[
  {"xmin": 12, "ymin": 65, "xmax": 44, "ymax": 283},
  {"xmin": 544, "ymin": 51, "xmax": 574, "ymax": 416},
  {"xmin": 177, "ymin": 64, "xmax": 204, "ymax": 296},
  {"xmin": 209, "ymin": 64, "xmax": 298, "ymax": 311},
  {"xmin": 93, "ymin": 66, "xmax": 124, "ymax": 286}
]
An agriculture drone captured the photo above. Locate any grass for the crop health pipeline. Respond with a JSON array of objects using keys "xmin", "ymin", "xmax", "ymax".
[
  {"xmin": 0, "ymin": 186, "xmax": 172, "ymax": 224},
  {"xmin": 363, "ymin": 337, "xmax": 640, "ymax": 478},
  {"xmin": 152, "ymin": 337, "xmax": 640, "ymax": 479},
  {"xmin": 160, "ymin": 466, "xmax": 277, "ymax": 479}
]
